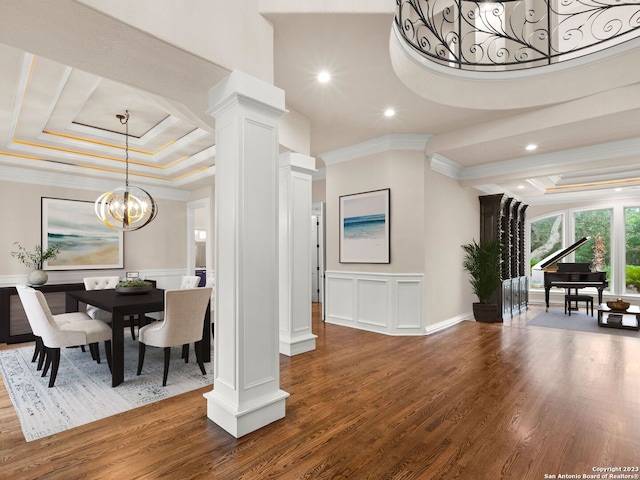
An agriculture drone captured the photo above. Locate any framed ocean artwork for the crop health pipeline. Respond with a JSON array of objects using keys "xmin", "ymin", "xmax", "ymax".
[
  {"xmin": 339, "ymin": 188, "xmax": 390, "ymax": 264},
  {"xmin": 41, "ymin": 197, "xmax": 124, "ymax": 270}
]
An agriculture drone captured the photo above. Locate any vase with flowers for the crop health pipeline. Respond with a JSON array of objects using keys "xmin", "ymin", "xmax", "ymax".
[{"xmin": 10, "ymin": 242, "xmax": 62, "ymax": 286}]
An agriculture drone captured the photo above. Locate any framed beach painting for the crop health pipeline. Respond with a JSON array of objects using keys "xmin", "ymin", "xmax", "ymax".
[
  {"xmin": 41, "ymin": 197, "xmax": 124, "ymax": 270},
  {"xmin": 339, "ymin": 188, "xmax": 390, "ymax": 264}
]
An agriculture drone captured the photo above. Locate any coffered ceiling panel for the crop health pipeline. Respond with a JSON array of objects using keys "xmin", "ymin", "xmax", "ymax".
[{"xmin": 0, "ymin": 45, "xmax": 216, "ymax": 191}]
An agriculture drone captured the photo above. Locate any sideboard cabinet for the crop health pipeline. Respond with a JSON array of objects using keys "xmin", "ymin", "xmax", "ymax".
[{"xmin": 0, "ymin": 283, "xmax": 86, "ymax": 344}]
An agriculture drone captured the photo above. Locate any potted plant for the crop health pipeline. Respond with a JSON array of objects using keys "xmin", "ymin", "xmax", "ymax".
[
  {"xmin": 461, "ymin": 239, "xmax": 502, "ymax": 322},
  {"xmin": 10, "ymin": 242, "xmax": 62, "ymax": 286}
]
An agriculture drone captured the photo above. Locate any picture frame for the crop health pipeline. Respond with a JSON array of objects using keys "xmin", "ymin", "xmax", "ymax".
[
  {"xmin": 41, "ymin": 197, "xmax": 124, "ymax": 270},
  {"xmin": 339, "ymin": 188, "xmax": 390, "ymax": 264}
]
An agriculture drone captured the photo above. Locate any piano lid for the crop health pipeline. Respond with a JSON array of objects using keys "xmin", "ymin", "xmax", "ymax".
[{"xmin": 532, "ymin": 236, "xmax": 591, "ymax": 271}]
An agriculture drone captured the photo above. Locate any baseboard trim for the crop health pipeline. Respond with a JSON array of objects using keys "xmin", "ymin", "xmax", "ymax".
[{"xmin": 425, "ymin": 313, "xmax": 472, "ymax": 335}]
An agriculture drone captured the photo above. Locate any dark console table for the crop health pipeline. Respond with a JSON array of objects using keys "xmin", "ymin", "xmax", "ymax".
[{"xmin": 0, "ymin": 283, "xmax": 86, "ymax": 343}]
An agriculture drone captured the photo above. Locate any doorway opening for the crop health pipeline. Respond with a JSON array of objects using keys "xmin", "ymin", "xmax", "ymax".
[{"xmin": 187, "ymin": 198, "xmax": 212, "ymax": 286}]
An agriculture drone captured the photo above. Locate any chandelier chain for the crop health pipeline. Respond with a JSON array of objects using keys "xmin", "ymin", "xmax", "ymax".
[{"xmin": 118, "ymin": 110, "xmax": 130, "ymax": 188}]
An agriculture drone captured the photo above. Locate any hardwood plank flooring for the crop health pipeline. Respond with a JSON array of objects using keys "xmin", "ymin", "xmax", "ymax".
[{"xmin": 1, "ymin": 304, "xmax": 639, "ymax": 479}]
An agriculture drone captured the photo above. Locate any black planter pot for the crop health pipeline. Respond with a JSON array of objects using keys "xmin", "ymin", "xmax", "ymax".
[{"xmin": 472, "ymin": 303, "xmax": 499, "ymax": 323}]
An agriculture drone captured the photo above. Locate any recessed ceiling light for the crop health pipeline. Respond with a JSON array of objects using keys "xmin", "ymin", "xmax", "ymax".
[
  {"xmin": 384, "ymin": 108, "xmax": 395, "ymax": 117},
  {"xmin": 615, "ymin": 187, "xmax": 623, "ymax": 192},
  {"xmin": 525, "ymin": 144, "xmax": 538, "ymax": 151},
  {"xmin": 517, "ymin": 185, "xmax": 525, "ymax": 190},
  {"xmin": 317, "ymin": 71, "xmax": 331, "ymax": 83}
]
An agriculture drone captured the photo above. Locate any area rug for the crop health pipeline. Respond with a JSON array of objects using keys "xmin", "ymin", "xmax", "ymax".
[
  {"xmin": 528, "ymin": 309, "xmax": 640, "ymax": 339},
  {"xmin": 0, "ymin": 336, "xmax": 214, "ymax": 442}
]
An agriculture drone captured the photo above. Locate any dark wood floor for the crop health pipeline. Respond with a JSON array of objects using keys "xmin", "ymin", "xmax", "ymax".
[{"xmin": 1, "ymin": 304, "xmax": 639, "ymax": 479}]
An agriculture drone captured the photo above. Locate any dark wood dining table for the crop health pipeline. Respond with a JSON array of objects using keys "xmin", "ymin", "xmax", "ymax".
[{"xmin": 65, "ymin": 288, "xmax": 211, "ymax": 387}]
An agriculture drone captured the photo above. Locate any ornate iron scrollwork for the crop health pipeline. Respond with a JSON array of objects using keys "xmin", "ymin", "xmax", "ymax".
[{"xmin": 396, "ymin": 0, "xmax": 640, "ymax": 71}]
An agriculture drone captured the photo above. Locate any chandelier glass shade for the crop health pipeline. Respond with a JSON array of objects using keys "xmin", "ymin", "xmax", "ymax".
[
  {"xmin": 95, "ymin": 185, "xmax": 157, "ymax": 231},
  {"xmin": 95, "ymin": 111, "xmax": 158, "ymax": 231}
]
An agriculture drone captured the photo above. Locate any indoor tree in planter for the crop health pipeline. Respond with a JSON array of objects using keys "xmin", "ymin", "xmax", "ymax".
[
  {"xmin": 461, "ymin": 239, "xmax": 502, "ymax": 322},
  {"xmin": 10, "ymin": 242, "xmax": 62, "ymax": 286}
]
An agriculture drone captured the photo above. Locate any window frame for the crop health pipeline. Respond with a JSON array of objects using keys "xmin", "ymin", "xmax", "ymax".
[{"xmin": 526, "ymin": 203, "xmax": 635, "ymax": 297}]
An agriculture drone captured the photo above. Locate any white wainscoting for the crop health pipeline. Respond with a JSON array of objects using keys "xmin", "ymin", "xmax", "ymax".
[
  {"xmin": 0, "ymin": 269, "xmax": 188, "ymax": 289},
  {"xmin": 325, "ymin": 271, "xmax": 424, "ymax": 336}
]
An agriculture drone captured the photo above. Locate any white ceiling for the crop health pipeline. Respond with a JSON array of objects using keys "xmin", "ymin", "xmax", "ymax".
[{"xmin": 1, "ymin": 5, "xmax": 639, "ymax": 205}]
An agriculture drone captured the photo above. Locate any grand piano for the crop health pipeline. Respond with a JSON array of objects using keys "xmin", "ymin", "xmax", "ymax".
[{"xmin": 531, "ymin": 236, "xmax": 608, "ymax": 311}]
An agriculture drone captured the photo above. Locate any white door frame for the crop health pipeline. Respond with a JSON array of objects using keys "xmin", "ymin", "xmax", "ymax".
[{"xmin": 312, "ymin": 202, "xmax": 326, "ymax": 319}]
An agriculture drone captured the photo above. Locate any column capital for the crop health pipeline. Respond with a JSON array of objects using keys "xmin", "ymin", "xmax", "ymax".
[
  {"xmin": 208, "ymin": 70, "xmax": 286, "ymax": 117},
  {"xmin": 279, "ymin": 152, "xmax": 316, "ymax": 174}
]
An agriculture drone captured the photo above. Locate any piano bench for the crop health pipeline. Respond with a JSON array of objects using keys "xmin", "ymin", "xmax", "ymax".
[{"xmin": 564, "ymin": 294, "xmax": 593, "ymax": 317}]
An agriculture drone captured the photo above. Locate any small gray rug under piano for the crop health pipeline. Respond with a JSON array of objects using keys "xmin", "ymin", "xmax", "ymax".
[{"xmin": 528, "ymin": 309, "xmax": 640, "ymax": 339}]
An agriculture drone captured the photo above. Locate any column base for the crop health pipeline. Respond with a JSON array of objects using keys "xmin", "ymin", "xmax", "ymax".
[
  {"xmin": 279, "ymin": 333, "xmax": 317, "ymax": 356},
  {"xmin": 204, "ymin": 389, "xmax": 290, "ymax": 438}
]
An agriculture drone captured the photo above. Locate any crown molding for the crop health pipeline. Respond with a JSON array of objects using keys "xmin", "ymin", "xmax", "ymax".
[
  {"xmin": 428, "ymin": 153, "xmax": 464, "ymax": 179},
  {"xmin": 471, "ymin": 183, "xmax": 517, "ymax": 197},
  {"xmin": 460, "ymin": 136, "xmax": 640, "ymax": 181},
  {"xmin": 526, "ymin": 178, "xmax": 549, "ymax": 193},
  {"xmin": 0, "ymin": 164, "xmax": 190, "ymax": 201},
  {"xmin": 526, "ymin": 187, "xmax": 640, "ymax": 205},
  {"xmin": 312, "ymin": 167, "xmax": 326, "ymax": 181},
  {"xmin": 427, "ymin": 136, "xmax": 640, "ymax": 183},
  {"xmin": 318, "ymin": 134, "xmax": 432, "ymax": 166}
]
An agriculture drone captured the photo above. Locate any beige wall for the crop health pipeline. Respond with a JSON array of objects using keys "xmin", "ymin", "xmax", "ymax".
[
  {"xmin": 124, "ymin": 198, "xmax": 187, "ymax": 271},
  {"xmin": 1, "ymin": 180, "xmax": 187, "ymax": 277},
  {"xmin": 325, "ymin": 149, "xmax": 481, "ymax": 327},
  {"xmin": 312, "ymin": 178, "xmax": 326, "ymax": 204},
  {"xmin": 280, "ymin": 107, "xmax": 311, "ymax": 155},
  {"xmin": 326, "ymin": 150, "xmax": 425, "ymax": 273},
  {"xmin": 423, "ymin": 169, "xmax": 479, "ymax": 325}
]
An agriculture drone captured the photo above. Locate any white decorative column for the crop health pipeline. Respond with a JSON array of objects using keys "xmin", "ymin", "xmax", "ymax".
[
  {"xmin": 204, "ymin": 71, "xmax": 289, "ymax": 438},
  {"xmin": 279, "ymin": 152, "xmax": 317, "ymax": 356}
]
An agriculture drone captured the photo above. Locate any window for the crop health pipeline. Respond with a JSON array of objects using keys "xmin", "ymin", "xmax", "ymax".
[
  {"xmin": 529, "ymin": 213, "xmax": 563, "ymax": 287},
  {"xmin": 573, "ymin": 208, "xmax": 611, "ymax": 284},
  {"xmin": 526, "ymin": 206, "xmax": 640, "ymax": 296},
  {"xmin": 530, "ymin": 213, "xmax": 563, "ymax": 267},
  {"xmin": 624, "ymin": 207, "xmax": 640, "ymax": 294}
]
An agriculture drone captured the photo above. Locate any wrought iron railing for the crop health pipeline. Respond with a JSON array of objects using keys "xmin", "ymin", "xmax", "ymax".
[{"xmin": 396, "ymin": 0, "xmax": 640, "ymax": 71}]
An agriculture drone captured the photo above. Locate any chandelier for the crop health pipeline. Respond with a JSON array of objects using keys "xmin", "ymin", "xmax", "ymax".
[{"xmin": 95, "ymin": 110, "xmax": 158, "ymax": 231}]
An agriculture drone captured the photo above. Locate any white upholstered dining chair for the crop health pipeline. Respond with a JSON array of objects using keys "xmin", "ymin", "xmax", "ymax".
[
  {"xmin": 180, "ymin": 275, "xmax": 201, "ymax": 289},
  {"xmin": 17, "ymin": 285, "xmax": 94, "ymax": 370},
  {"xmin": 83, "ymin": 276, "xmax": 140, "ymax": 339},
  {"xmin": 16, "ymin": 285, "xmax": 113, "ymax": 387},
  {"xmin": 136, "ymin": 287, "xmax": 212, "ymax": 386},
  {"xmin": 83, "ymin": 276, "xmax": 120, "ymax": 321},
  {"xmin": 146, "ymin": 275, "xmax": 203, "ymax": 323}
]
